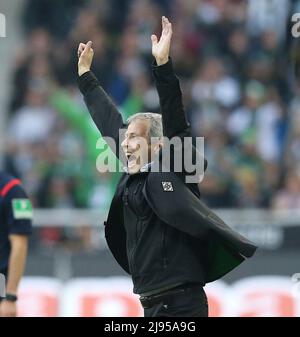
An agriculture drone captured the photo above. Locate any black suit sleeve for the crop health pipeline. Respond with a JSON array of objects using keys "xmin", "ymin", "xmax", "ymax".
[
  {"xmin": 152, "ymin": 59, "xmax": 190, "ymax": 138},
  {"xmin": 152, "ymin": 59, "xmax": 208, "ymax": 180},
  {"xmin": 78, "ymin": 71, "xmax": 126, "ymax": 159}
]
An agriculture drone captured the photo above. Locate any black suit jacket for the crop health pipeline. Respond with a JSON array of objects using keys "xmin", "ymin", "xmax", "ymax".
[{"xmin": 78, "ymin": 59, "xmax": 257, "ymax": 283}]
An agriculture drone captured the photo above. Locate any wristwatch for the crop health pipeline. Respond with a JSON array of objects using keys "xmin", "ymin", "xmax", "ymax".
[{"xmin": 5, "ymin": 293, "xmax": 18, "ymax": 302}]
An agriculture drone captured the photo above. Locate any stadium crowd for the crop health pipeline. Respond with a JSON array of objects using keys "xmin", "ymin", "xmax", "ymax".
[{"xmin": 3, "ymin": 0, "xmax": 299, "ymax": 250}]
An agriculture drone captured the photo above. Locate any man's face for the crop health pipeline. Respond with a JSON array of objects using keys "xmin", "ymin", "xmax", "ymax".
[{"xmin": 121, "ymin": 119, "xmax": 154, "ymax": 175}]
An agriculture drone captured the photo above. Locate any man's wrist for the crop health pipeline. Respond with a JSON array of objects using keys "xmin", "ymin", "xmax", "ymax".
[
  {"xmin": 78, "ymin": 70, "xmax": 100, "ymax": 95},
  {"xmin": 152, "ymin": 57, "xmax": 176, "ymax": 84},
  {"xmin": 78, "ymin": 68, "xmax": 90, "ymax": 77},
  {"xmin": 155, "ymin": 57, "xmax": 169, "ymax": 66}
]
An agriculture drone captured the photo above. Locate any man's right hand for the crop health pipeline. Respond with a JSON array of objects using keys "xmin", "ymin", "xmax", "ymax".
[
  {"xmin": 78, "ymin": 41, "xmax": 94, "ymax": 76},
  {"xmin": 151, "ymin": 16, "xmax": 173, "ymax": 66}
]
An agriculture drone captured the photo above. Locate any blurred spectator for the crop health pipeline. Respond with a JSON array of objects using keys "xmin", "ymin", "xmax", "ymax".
[
  {"xmin": 272, "ymin": 171, "xmax": 300, "ymax": 209},
  {"xmin": 9, "ymin": 87, "xmax": 55, "ymax": 144},
  {"xmin": 247, "ymin": 0, "xmax": 290, "ymax": 42},
  {"xmin": 22, "ymin": 0, "xmax": 86, "ymax": 39}
]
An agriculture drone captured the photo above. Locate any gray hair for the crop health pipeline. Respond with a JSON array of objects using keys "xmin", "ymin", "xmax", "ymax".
[{"xmin": 126, "ymin": 112, "xmax": 163, "ymax": 141}]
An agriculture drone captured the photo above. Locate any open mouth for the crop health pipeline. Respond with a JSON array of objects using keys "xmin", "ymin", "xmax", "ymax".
[{"xmin": 126, "ymin": 153, "xmax": 140, "ymax": 168}]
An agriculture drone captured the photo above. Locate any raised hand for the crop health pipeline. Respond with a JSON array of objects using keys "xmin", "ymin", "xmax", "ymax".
[
  {"xmin": 151, "ymin": 16, "xmax": 173, "ymax": 66},
  {"xmin": 78, "ymin": 41, "xmax": 94, "ymax": 76}
]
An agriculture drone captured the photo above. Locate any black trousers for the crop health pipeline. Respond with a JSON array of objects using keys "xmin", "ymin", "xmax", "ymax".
[{"xmin": 143, "ymin": 285, "xmax": 208, "ymax": 317}]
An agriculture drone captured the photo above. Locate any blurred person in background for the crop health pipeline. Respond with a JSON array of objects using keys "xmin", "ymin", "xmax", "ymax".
[
  {"xmin": 272, "ymin": 171, "xmax": 300, "ymax": 209},
  {"xmin": 0, "ymin": 172, "xmax": 32, "ymax": 317}
]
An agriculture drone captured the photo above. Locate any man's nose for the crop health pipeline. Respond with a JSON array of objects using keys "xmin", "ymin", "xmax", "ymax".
[{"xmin": 121, "ymin": 137, "xmax": 128, "ymax": 149}]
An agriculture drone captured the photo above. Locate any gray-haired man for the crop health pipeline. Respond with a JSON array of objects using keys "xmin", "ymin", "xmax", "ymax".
[{"xmin": 77, "ymin": 16, "xmax": 257, "ymax": 317}]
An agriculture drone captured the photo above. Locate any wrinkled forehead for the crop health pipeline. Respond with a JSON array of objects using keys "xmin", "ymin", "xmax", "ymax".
[{"xmin": 125, "ymin": 119, "xmax": 151, "ymax": 137}]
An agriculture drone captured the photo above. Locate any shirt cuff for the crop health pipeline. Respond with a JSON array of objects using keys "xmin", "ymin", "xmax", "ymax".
[
  {"xmin": 78, "ymin": 71, "xmax": 100, "ymax": 95},
  {"xmin": 152, "ymin": 58, "xmax": 177, "ymax": 85}
]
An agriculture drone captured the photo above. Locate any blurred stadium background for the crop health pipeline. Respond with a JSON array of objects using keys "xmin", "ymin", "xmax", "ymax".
[{"xmin": 1, "ymin": 0, "xmax": 300, "ymax": 316}]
